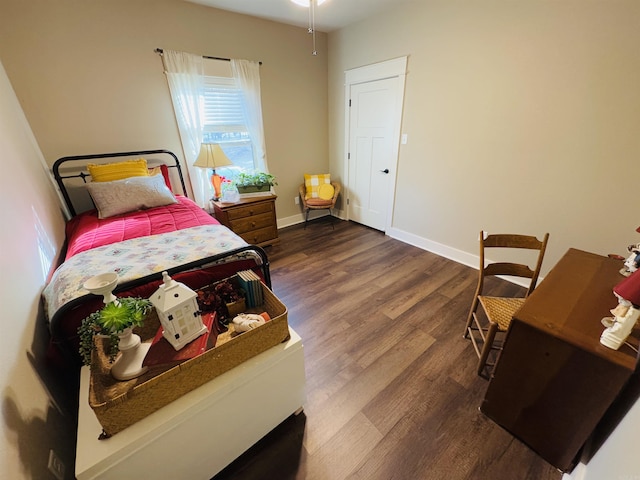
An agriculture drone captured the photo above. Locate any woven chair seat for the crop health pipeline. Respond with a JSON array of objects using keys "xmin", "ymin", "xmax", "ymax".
[
  {"xmin": 478, "ymin": 296, "xmax": 526, "ymax": 331},
  {"xmin": 306, "ymin": 198, "xmax": 333, "ymax": 207}
]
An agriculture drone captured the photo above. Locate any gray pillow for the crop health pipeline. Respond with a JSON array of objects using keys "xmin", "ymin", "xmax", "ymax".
[{"xmin": 86, "ymin": 174, "xmax": 177, "ymax": 219}]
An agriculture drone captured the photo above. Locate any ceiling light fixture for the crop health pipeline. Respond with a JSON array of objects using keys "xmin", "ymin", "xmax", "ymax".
[
  {"xmin": 290, "ymin": 0, "xmax": 326, "ymax": 6},
  {"xmin": 290, "ymin": 0, "xmax": 325, "ymax": 55}
]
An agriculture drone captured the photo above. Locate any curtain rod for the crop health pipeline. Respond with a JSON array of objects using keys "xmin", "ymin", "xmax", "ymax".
[{"xmin": 155, "ymin": 48, "xmax": 262, "ymax": 65}]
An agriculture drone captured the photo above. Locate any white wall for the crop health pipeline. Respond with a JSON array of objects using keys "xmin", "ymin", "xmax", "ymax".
[{"xmin": 0, "ymin": 60, "xmax": 72, "ymax": 478}]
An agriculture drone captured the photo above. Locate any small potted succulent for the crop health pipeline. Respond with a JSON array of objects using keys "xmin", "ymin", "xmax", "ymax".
[
  {"xmin": 78, "ymin": 297, "xmax": 153, "ymax": 376},
  {"xmin": 233, "ymin": 172, "xmax": 277, "ymax": 194}
]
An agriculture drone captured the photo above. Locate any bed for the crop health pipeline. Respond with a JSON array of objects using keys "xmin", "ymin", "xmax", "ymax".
[{"xmin": 45, "ymin": 149, "xmax": 271, "ymax": 367}]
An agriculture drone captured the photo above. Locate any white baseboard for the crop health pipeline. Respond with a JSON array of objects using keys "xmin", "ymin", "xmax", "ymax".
[
  {"xmin": 277, "ymin": 213, "xmax": 305, "ymax": 229},
  {"xmin": 386, "ymin": 226, "xmax": 478, "ymax": 269},
  {"xmin": 272, "ymin": 221, "xmax": 534, "ymax": 288},
  {"xmin": 277, "ymin": 209, "xmax": 344, "ymax": 230},
  {"xmin": 386, "ymin": 226, "xmax": 540, "ymax": 288}
]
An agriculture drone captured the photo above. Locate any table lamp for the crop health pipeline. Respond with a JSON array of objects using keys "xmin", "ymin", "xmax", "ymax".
[{"xmin": 193, "ymin": 143, "xmax": 233, "ymax": 200}]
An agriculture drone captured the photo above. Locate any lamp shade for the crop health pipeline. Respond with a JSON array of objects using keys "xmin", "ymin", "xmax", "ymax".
[
  {"xmin": 614, "ymin": 268, "xmax": 640, "ymax": 307},
  {"xmin": 193, "ymin": 143, "xmax": 232, "ymax": 170}
]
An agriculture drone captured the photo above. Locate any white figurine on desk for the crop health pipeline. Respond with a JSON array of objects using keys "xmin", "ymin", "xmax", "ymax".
[
  {"xmin": 601, "ymin": 267, "xmax": 640, "ymax": 350},
  {"xmin": 620, "ymin": 242, "xmax": 640, "ymax": 276}
]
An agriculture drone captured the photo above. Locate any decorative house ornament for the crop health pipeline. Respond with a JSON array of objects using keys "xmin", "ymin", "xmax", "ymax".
[
  {"xmin": 150, "ymin": 271, "xmax": 208, "ymax": 350},
  {"xmin": 600, "ymin": 268, "xmax": 640, "ymax": 350}
]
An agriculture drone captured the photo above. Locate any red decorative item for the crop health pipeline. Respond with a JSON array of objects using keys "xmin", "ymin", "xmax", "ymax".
[
  {"xmin": 211, "ymin": 173, "xmax": 223, "ymax": 200},
  {"xmin": 614, "ymin": 268, "xmax": 640, "ymax": 306}
]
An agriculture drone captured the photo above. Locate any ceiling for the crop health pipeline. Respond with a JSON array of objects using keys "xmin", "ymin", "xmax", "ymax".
[{"xmin": 185, "ymin": 0, "xmax": 408, "ymax": 32}]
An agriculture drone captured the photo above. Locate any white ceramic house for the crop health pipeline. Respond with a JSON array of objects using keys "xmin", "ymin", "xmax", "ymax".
[{"xmin": 150, "ymin": 271, "xmax": 208, "ymax": 350}]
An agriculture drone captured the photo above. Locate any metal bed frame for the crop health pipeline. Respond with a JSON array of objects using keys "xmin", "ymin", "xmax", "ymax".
[{"xmin": 48, "ymin": 149, "xmax": 272, "ymax": 363}]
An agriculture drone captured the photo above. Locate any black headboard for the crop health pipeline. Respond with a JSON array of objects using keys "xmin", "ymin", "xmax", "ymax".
[{"xmin": 52, "ymin": 149, "xmax": 188, "ymax": 217}]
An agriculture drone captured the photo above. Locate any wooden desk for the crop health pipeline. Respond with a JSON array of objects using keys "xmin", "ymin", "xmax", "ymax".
[
  {"xmin": 76, "ymin": 328, "xmax": 305, "ymax": 480},
  {"xmin": 481, "ymin": 248, "xmax": 638, "ymax": 472}
]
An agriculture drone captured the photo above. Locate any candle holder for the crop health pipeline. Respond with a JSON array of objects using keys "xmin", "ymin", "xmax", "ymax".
[{"xmin": 83, "ymin": 272, "xmax": 119, "ymax": 304}]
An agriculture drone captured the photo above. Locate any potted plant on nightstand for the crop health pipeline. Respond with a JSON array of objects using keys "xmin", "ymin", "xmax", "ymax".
[{"xmin": 233, "ymin": 172, "xmax": 277, "ymax": 194}]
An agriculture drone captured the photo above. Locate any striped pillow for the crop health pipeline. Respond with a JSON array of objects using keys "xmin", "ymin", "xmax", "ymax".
[{"xmin": 304, "ymin": 173, "xmax": 331, "ymax": 199}]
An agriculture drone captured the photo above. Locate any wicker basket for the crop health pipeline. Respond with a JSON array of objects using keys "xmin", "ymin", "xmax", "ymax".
[{"xmin": 88, "ymin": 281, "xmax": 288, "ymax": 437}]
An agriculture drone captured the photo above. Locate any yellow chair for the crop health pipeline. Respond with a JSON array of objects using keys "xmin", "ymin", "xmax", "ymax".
[
  {"xmin": 298, "ymin": 182, "xmax": 341, "ymax": 229},
  {"xmin": 463, "ymin": 231, "xmax": 549, "ymax": 377}
]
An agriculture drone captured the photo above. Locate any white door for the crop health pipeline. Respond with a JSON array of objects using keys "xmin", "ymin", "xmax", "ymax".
[{"xmin": 345, "ymin": 58, "xmax": 406, "ymax": 232}]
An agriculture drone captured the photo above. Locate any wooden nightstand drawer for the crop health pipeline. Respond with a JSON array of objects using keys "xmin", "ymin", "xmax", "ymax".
[
  {"xmin": 229, "ymin": 212, "xmax": 274, "ymax": 234},
  {"xmin": 238, "ymin": 226, "xmax": 278, "ymax": 245},
  {"xmin": 212, "ymin": 195, "xmax": 279, "ymax": 247},
  {"xmin": 226, "ymin": 201, "xmax": 274, "ymax": 221}
]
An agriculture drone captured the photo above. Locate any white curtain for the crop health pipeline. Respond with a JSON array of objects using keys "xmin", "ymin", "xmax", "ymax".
[
  {"xmin": 162, "ymin": 50, "xmax": 209, "ymax": 207},
  {"xmin": 230, "ymin": 59, "xmax": 269, "ymax": 172}
]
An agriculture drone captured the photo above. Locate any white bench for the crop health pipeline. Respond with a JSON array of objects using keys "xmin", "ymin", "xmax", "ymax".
[{"xmin": 76, "ymin": 327, "xmax": 305, "ymax": 479}]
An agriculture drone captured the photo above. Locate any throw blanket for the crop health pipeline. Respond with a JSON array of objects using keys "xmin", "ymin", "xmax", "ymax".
[
  {"xmin": 43, "ymin": 224, "xmax": 249, "ymax": 320},
  {"xmin": 64, "ymin": 195, "xmax": 218, "ymax": 260}
]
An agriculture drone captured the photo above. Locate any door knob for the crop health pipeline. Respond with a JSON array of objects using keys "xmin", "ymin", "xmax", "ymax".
[{"xmin": 380, "ymin": 169, "xmax": 389, "ymax": 174}]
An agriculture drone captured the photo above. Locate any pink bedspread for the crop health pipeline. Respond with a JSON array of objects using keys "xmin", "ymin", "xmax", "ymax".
[{"xmin": 64, "ymin": 196, "xmax": 219, "ymax": 260}]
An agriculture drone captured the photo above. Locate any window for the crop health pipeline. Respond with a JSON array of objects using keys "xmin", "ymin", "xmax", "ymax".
[{"xmin": 202, "ymin": 75, "xmax": 254, "ymax": 179}]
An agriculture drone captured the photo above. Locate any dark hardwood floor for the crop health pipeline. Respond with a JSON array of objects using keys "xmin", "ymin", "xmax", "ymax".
[{"xmin": 213, "ymin": 218, "xmax": 562, "ymax": 480}]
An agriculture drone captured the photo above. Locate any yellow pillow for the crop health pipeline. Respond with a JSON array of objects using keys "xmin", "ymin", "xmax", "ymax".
[
  {"xmin": 304, "ymin": 173, "xmax": 331, "ymax": 199},
  {"xmin": 87, "ymin": 158, "xmax": 149, "ymax": 182},
  {"xmin": 317, "ymin": 183, "xmax": 335, "ymax": 200}
]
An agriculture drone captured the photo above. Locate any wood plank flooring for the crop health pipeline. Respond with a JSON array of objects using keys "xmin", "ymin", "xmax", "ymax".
[{"xmin": 213, "ymin": 218, "xmax": 562, "ymax": 480}]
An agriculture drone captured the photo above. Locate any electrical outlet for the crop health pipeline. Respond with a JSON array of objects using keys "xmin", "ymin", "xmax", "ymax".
[
  {"xmin": 48, "ymin": 450, "xmax": 65, "ymax": 480},
  {"xmin": 294, "ymin": 196, "xmax": 300, "ymax": 205}
]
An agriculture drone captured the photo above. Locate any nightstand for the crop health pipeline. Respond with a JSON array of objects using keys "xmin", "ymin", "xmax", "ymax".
[{"xmin": 212, "ymin": 195, "xmax": 279, "ymax": 247}]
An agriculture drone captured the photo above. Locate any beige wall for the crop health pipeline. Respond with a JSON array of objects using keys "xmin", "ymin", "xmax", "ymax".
[
  {"xmin": 0, "ymin": 59, "xmax": 71, "ymax": 479},
  {"xmin": 328, "ymin": 2, "xmax": 640, "ymax": 477},
  {"xmin": 0, "ymin": 0, "xmax": 328, "ymax": 220},
  {"xmin": 329, "ymin": 0, "xmax": 640, "ymax": 273}
]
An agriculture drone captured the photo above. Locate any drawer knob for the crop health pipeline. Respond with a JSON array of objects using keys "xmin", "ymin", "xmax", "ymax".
[{"xmin": 251, "ymin": 222, "xmax": 256, "ymax": 227}]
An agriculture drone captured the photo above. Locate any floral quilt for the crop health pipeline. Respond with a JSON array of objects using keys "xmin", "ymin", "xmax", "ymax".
[{"xmin": 43, "ymin": 224, "xmax": 250, "ymax": 320}]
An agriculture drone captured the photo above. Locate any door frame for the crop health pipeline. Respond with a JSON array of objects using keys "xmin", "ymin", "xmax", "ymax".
[{"xmin": 344, "ymin": 56, "xmax": 407, "ymax": 231}]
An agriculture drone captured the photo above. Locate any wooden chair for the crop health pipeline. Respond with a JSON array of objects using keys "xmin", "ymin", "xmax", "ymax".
[
  {"xmin": 298, "ymin": 182, "xmax": 341, "ymax": 229},
  {"xmin": 463, "ymin": 231, "xmax": 549, "ymax": 377}
]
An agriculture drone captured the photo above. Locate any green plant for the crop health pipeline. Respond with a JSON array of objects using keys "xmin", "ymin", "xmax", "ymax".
[
  {"xmin": 233, "ymin": 172, "xmax": 277, "ymax": 188},
  {"xmin": 78, "ymin": 297, "xmax": 153, "ymax": 366}
]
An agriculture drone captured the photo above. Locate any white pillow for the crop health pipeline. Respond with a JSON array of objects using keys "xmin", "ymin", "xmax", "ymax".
[{"xmin": 86, "ymin": 174, "xmax": 177, "ymax": 219}]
